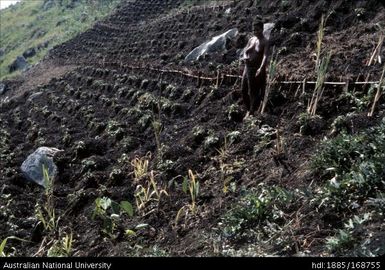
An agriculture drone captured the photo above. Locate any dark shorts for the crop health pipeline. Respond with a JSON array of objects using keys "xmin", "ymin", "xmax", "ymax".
[{"xmin": 241, "ymin": 66, "xmax": 266, "ymax": 113}]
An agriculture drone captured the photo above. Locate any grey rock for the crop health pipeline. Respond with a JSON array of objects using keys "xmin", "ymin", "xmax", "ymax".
[
  {"xmin": 0, "ymin": 48, "xmax": 4, "ymax": 57},
  {"xmin": 42, "ymin": 0, "xmax": 55, "ymax": 11},
  {"xmin": 20, "ymin": 147, "xmax": 63, "ymax": 187},
  {"xmin": 263, "ymin": 23, "xmax": 275, "ymax": 40},
  {"xmin": 31, "ymin": 29, "xmax": 46, "ymax": 39},
  {"xmin": 185, "ymin": 28, "xmax": 239, "ymax": 62},
  {"xmin": 28, "ymin": 91, "xmax": 43, "ymax": 102},
  {"xmin": 23, "ymin": 48, "xmax": 36, "ymax": 58},
  {"xmin": 9, "ymin": 56, "xmax": 29, "ymax": 72},
  {"xmin": 0, "ymin": 82, "xmax": 6, "ymax": 95},
  {"xmin": 185, "ymin": 23, "xmax": 275, "ymax": 63},
  {"xmin": 37, "ymin": 41, "xmax": 49, "ymax": 50}
]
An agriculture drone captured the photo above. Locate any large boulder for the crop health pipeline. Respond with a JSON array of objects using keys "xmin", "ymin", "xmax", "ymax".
[
  {"xmin": 21, "ymin": 147, "xmax": 63, "ymax": 187},
  {"xmin": 8, "ymin": 56, "xmax": 29, "ymax": 73},
  {"xmin": 0, "ymin": 82, "xmax": 6, "ymax": 95},
  {"xmin": 185, "ymin": 28, "xmax": 239, "ymax": 62},
  {"xmin": 262, "ymin": 23, "xmax": 275, "ymax": 40},
  {"xmin": 185, "ymin": 23, "xmax": 275, "ymax": 62}
]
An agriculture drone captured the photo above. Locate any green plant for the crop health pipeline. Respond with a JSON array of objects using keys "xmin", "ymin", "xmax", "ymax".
[
  {"xmin": 307, "ymin": 14, "xmax": 331, "ymax": 116},
  {"xmin": 219, "ymin": 185, "xmax": 294, "ymax": 242},
  {"xmin": 275, "ymin": 128, "xmax": 285, "ymax": 155},
  {"xmin": 35, "ymin": 164, "xmax": 58, "ymax": 232},
  {"xmin": 326, "ymin": 213, "xmax": 370, "ymax": 254},
  {"xmin": 312, "ymin": 120, "xmax": 385, "ymax": 211},
  {"xmin": 221, "ymin": 194, "xmax": 269, "ymax": 241},
  {"xmin": 175, "ymin": 170, "xmax": 200, "ymax": 224},
  {"xmin": 92, "ymin": 197, "xmax": 116, "ymax": 236},
  {"xmin": 367, "ymin": 192, "xmax": 385, "ymax": 213},
  {"xmin": 227, "ymin": 104, "xmax": 242, "ymax": 121},
  {"xmin": 62, "ymin": 233, "xmax": 73, "ymax": 256},
  {"xmin": 47, "ymin": 232, "xmax": 73, "ymax": 257},
  {"xmin": 92, "ymin": 196, "xmax": 134, "ymax": 237},
  {"xmin": 215, "ymin": 138, "xmax": 234, "ymax": 193},
  {"xmin": 308, "ymin": 52, "xmax": 331, "ymax": 116},
  {"xmin": 339, "ymin": 88, "xmax": 374, "ymax": 113},
  {"xmin": 125, "ymin": 223, "xmax": 149, "ymax": 239},
  {"xmin": 134, "ymin": 171, "xmax": 168, "ymax": 216},
  {"xmin": 0, "ymin": 236, "xmax": 27, "ymax": 257},
  {"xmin": 326, "ymin": 229, "xmax": 354, "ymax": 254},
  {"xmin": 315, "ymin": 15, "xmax": 326, "ymax": 72},
  {"xmin": 260, "ymin": 48, "xmax": 278, "ymax": 114}
]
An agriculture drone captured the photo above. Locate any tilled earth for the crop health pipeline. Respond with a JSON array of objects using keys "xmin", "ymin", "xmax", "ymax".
[{"xmin": 0, "ymin": 0, "xmax": 384, "ymax": 256}]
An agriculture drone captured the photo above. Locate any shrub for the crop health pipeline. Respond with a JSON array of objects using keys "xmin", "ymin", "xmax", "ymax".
[
  {"xmin": 312, "ymin": 119, "xmax": 385, "ymax": 211},
  {"xmin": 219, "ymin": 185, "xmax": 294, "ymax": 242}
]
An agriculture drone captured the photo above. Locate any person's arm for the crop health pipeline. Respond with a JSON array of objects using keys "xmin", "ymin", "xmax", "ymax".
[{"xmin": 242, "ymin": 38, "xmax": 255, "ymax": 59}]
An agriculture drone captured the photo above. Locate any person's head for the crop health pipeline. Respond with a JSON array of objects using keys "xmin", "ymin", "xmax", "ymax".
[{"xmin": 253, "ymin": 21, "xmax": 264, "ymax": 37}]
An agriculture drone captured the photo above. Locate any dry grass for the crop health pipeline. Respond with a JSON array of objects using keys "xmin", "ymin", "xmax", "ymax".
[
  {"xmin": 307, "ymin": 15, "xmax": 331, "ymax": 116},
  {"xmin": 134, "ymin": 170, "xmax": 169, "ymax": 216},
  {"xmin": 175, "ymin": 170, "xmax": 200, "ymax": 225},
  {"xmin": 131, "ymin": 154, "xmax": 151, "ymax": 181}
]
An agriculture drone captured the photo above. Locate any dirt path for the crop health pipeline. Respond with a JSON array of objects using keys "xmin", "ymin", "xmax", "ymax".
[{"xmin": 2, "ymin": 59, "xmax": 77, "ymax": 100}]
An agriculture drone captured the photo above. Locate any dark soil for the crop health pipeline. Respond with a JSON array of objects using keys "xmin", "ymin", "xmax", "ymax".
[{"xmin": 0, "ymin": 0, "xmax": 384, "ymax": 256}]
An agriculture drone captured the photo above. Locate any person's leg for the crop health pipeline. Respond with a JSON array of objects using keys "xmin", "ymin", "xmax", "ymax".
[
  {"xmin": 258, "ymin": 70, "xmax": 267, "ymax": 113},
  {"xmin": 241, "ymin": 68, "xmax": 250, "ymax": 111},
  {"xmin": 252, "ymin": 71, "xmax": 266, "ymax": 112},
  {"xmin": 248, "ymin": 68, "xmax": 258, "ymax": 115}
]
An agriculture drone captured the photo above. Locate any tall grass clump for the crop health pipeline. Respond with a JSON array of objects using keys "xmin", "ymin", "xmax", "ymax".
[
  {"xmin": 307, "ymin": 14, "xmax": 331, "ymax": 116},
  {"xmin": 175, "ymin": 170, "xmax": 200, "ymax": 224},
  {"xmin": 35, "ymin": 165, "xmax": 58, "ymax": 232},
  {"xmin": 260, "ymin": 49, "xmax": 278, "ymax": 114}
]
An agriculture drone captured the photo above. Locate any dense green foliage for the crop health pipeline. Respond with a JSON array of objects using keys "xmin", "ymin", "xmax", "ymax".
[{"xmin": 312, "ymin": 118, "xmax": 385, "ymax": 211}]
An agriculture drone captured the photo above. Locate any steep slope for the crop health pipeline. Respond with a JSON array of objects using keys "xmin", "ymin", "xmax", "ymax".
[
  {"xmin": 0, "ymin": 0, "xmax": 122, "ymax": 80},
  {"xmin": 0, "ymin": 0, "xmax": 384, "ymax": 257}
]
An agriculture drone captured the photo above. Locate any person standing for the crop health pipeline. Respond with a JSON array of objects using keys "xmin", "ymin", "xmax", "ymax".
[{"xmin": 241, "ymin": 21, "xmax": 270, "ymax": 119}]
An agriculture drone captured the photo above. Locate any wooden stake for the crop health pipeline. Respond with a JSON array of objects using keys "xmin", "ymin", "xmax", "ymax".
[
  {"xmin": 369, "ymin": 65, "xmax": 385, "ymax": 117},
  {"xmin": 344, "ymin": 79, "xmax": 350, "ymax": 93},
  {"xmin": 216, "ymin": 71, "xmax": 220, "ymax": 88},
  {"xmin": 367, "ymin": 33, "xmax": 384, "ymax": 66}
]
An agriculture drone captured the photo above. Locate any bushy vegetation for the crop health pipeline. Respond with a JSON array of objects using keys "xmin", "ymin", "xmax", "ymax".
[
  {"xmin": 212, "ymin": 118, "xmax": 385, "ymax": 256},
  {"xmin": 216, "ymin": 184, "xmax": 300, "ymax": 255},
  {"xmin": 308, "ymin": 118, "xmax": 385, "ymax": 256},
  {"xmin": 312, "ymin": 118, "xmax": 385, "ymax": 212}
]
